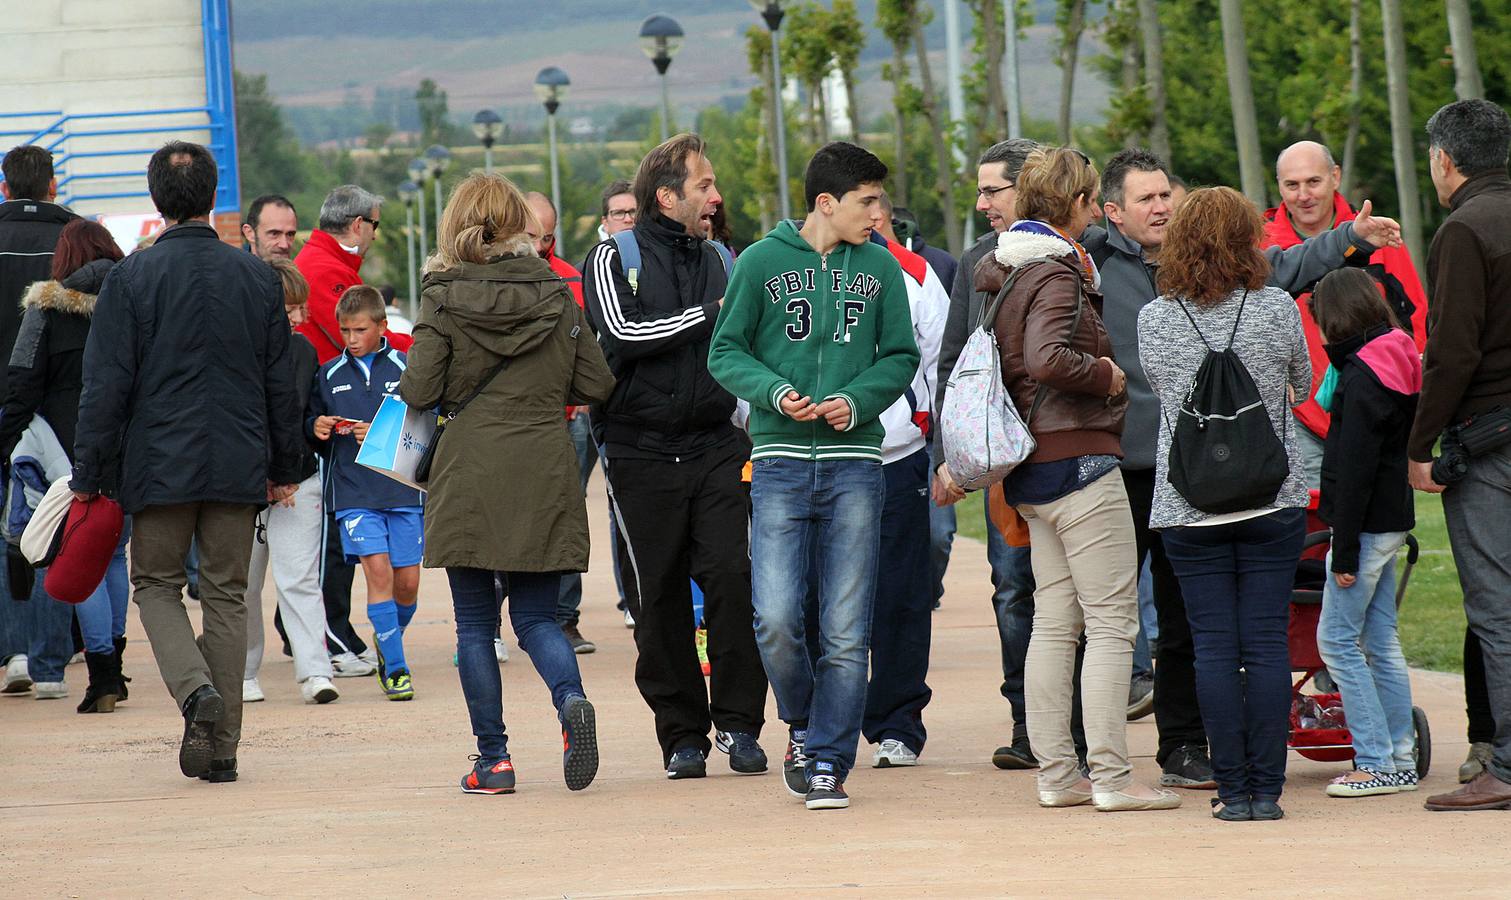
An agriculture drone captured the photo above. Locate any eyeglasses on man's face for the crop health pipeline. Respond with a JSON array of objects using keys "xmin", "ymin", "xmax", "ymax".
[
  {"xmin": 606, "ymin": 208, "xmax": 637, "ymax": 222},
  {"xmin": 977, "ymin": 184, "xmax": 1013, "ymax": 199},
  {"xmin": 358, "ymin": 215, "xmax": 380, "ymax": 232}
]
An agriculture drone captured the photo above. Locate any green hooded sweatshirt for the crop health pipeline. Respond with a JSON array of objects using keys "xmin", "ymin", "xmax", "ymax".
[{"xmin": 708, "ymin": 220, "xmax": 920, "ymax": 461}]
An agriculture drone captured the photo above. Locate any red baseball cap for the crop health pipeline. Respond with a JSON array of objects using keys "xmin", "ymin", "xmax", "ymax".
[{"xmin": 43, "ymin": 495, "xmax": 124, "ymax": 604}]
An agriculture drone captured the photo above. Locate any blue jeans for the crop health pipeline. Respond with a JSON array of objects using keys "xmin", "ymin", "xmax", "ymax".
[
  {"xmin": 1317, "ymin": 531, "xmax": 1414, "ymax": 773},
  {"xmin": 927, "ymin": 446, "xmax": 955, "ymax": 605},
  {"xmin": 0, "ymin": 556, "xmax": 73, "ymax": 681},
  {"xmin": 448, "ymin": 567, "xmax": 585, "ymax": 764},
  {"xmin": 76, "ymin": 522, "xmax": 132, "ymax": 654},
  {"xmin": 751, "ymin": 457, "xmax": 883, "ymax": 781},
  {"xmin": 1162, "ymin": 508, "xmax": 1306, "ymax": 804},
  {"xmin": 990, "ymin": 519, "xmax": 1036, "ymax": 736},
  {"xmin": 555, "ymin": 415, "xmax": 598, "ymax": 627},
  {"xmin": 1133, "ymin": 559, "xmax": 1155, "ymax": 679}
]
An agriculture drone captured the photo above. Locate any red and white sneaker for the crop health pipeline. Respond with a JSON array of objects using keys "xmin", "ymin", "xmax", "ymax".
[{"xmin": 461, "ymin": 756, "xmax": 516, "ymax": 795}]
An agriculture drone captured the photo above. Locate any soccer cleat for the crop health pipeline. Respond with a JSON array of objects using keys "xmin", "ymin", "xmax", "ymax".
[
  {"xmin": 242, "ymin": 678, "xmax": 264, "ymax": 703},
  {"xmin": 301, "ymin": 676, "xmax": 339, "ymax": 704},
  {"xmin": 330, "ymin": 652, "xmax": 375, "ymax": 678},
  {"xmin": 2, "ymin": 655, "xmax": 32, "ymax": 693},
  {"xmin": 715, "ymin": 730, "xmax": 768, "ymax": 775},
  {"xmin": 805, "ymin": 772, "xmax": 850, "ymax": 810},
  {"xmin": 461, "ymin": 755, "xmax": 517, "ymax": 795},
  {"xmin": 381, "ymin": 669, "xmax": 414, "ymax": 701},
  {"xmin": 783, "ymin": 729, "xmax": 810, "ymax": 798},
  {"xmin": 873, "ymin": 738, "xmax": 919, "ymax": 768},
  {"xmin": 695, "ymin": 627, "xmax": 710, "ymax": 677},
  {"xmin": 561, "ymin": 696, "xmax": 599, "ymax": 791}
]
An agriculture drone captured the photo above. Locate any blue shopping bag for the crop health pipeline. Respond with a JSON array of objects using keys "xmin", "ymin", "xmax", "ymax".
[{"xmin": 355, "ymin": 394, "xmax": 438, "ymax": 491}]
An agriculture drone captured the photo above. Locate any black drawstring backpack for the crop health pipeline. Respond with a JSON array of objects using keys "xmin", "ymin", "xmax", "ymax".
[{"xmin": 1166, "ymin": 290, "xmax": 1289, "ymax": 514}]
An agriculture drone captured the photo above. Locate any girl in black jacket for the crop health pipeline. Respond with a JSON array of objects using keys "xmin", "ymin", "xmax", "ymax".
[
  {"xmin": 1309, "ymin": 268, "xmax": 1420, "ymax": 798},
  {"xmin": 2, "ymin": 219, "xmax": 128, "ymax": 713}
]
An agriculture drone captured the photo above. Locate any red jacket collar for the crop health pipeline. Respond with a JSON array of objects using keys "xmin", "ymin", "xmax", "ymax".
[
  {"xmin": 304, "ymin": 229, "xmax": 364, "ymax": 275},
  {"xmin": 1262, "ymin": 192, "xmax": 1352, "ymax": 248},
  {"xmin": 884, "ymin": 238, "xmax": 929, "ymax": 286}
]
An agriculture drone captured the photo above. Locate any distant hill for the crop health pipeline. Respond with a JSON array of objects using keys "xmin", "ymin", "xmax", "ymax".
[{"xmin": 231, "ymin": 0, "xmax": 1109, "ymax": 141}]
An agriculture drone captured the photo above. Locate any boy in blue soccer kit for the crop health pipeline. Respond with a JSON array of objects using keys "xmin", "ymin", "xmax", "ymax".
[{"xmin": 309, "ymin": 286, "xmax": 424, "ymax": 700}]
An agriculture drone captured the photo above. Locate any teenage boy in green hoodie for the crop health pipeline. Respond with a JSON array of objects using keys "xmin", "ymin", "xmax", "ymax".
[{"xmin": 709, "ymin": 142, "xmax": 920, "ymax": 810}]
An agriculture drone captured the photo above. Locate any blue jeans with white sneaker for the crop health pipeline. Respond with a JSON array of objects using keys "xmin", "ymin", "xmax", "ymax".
[{"xmin": 1316, "ymin": 531, "xmax": 1415, "ymax": 773}]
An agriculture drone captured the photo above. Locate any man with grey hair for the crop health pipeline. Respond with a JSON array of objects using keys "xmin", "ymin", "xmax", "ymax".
[
  {"xmin": 932, "ymin": 137, "xmax": 1042, "ymax": 771},
  {"xmin": 1411, "ymin": 98, "xmax": 1511, "ymax": 812},
  {"xmin": 294, "ymin": 185, "xmax": 408, "ymax": 679}
]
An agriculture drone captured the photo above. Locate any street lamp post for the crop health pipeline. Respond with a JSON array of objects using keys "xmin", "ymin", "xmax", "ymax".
[
  {"xmin": 638, "ymin": 14, "xmax": 684, "ymax": 143},
  {"xmin": 749, "ymin": 1, "xmax": 791, "ymax": 219},
  {"xmin": 407, "ymin": 157, "xmax": 429, "ymax": 264},
  {"xmin": 425, "ymin": 144, "xmax": 451, "ymax": 241},
  {"xmin": 534, "ymin": 66, "xmax": 571, "ymax": 248},
  {"xmin": 398, "ymin": 180, "xmax": 420, "ymax": 321},
  {"xmin": 473, "ymin": 109, "xmax": 502, "ymax": 173}
]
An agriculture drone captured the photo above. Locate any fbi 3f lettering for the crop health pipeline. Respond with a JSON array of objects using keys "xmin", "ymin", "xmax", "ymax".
[{"xmin": 765, "ymin": 268, "xmax": 877, "ymax": 344}]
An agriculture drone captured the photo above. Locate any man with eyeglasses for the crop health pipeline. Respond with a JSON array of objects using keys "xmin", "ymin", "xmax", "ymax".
[
  {"xmin": 932, "ymin": 138, "xmax": 1044, "ymax": 772},
  {"xmin": 598, "ymin": 179, "xmax": 637, "ymax": 240}
]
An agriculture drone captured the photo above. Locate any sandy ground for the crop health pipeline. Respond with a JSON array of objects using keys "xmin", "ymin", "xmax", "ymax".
[{"xmin": 2, "ymin": 472, "xmax": 1506, "ymax": 897}]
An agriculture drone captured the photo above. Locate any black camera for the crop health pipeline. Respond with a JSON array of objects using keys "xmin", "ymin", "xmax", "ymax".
[{"xmin": 1433, "ymin": 432, "xmax": 1469, "ymax": 485}]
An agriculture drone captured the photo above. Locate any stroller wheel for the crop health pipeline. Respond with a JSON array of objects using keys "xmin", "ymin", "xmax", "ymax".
[{"xmin": 1412, "ymin": 706, "xmax": 1432, "ymax": 778}]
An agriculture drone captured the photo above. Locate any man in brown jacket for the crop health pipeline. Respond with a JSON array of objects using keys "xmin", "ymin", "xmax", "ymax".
[{"xmin": 1409, "ymin": 99, "xmax": 1511, "ymax": 812}]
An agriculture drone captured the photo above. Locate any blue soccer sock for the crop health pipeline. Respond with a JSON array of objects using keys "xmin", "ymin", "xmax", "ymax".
[
  {"xmin": 396, "ymin": 600, "xmax": 417, "ymax": 632},
  {"xmin": 368, "ymin": 599, "xmax": 407, "ymax": 673}
]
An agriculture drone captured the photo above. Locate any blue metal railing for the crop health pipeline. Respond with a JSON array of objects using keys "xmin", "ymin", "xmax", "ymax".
[{"xmin": 0, "ymin": 0, "xmax": 240, "ymax": 215}]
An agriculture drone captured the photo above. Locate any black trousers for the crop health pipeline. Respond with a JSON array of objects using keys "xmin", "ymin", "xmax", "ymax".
[
  {"xmin": 606, "ymin": 442, "xmax": 768, "ymax": 763},
  {"xmin": 320, "ymin": 507, "xmax": 366, "ymax": 658},
  {"xmin": 1122, "ymin": 467, "xmax": 1207, "ymax": 764},
  {"xmin": 1466, "ymin": 626, "xmax": 1497, "ymax": 744},
  {"xmin": 861, "ymin": 449, "xmax": 934, "ymax": 753}
]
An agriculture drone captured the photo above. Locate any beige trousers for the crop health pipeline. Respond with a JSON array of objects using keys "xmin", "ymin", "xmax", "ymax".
[{"xmin": 1017, "ymin": 469, "xmax": 1139, "ymax": 793}]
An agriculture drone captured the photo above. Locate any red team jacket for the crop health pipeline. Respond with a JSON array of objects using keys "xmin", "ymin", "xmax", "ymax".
[
  {"xmin": 294, "ymin": 229, "xmax": 412, "ymax": 364},
  {"xmin": 1262, "ymin": 193, "xmax": 1427, "ymax": 440}
]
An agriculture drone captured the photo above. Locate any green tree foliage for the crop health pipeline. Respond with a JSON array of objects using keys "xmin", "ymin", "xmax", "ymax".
[{"xmin": 235, "ymin": 71, "xmax": 309, "ymax": 203}]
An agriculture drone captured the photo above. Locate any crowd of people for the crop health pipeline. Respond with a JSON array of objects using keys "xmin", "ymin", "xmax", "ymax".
[{"xmin": 1, "ymin": 94, "xmax": 1509, "ymax": 817}]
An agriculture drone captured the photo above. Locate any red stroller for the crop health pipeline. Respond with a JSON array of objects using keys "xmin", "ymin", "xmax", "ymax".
[{"xmin": 1286, "ymin": 493, "xmax": 1432, "ymax": 775}]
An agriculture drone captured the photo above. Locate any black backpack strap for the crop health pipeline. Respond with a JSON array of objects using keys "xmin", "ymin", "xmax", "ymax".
[
  {"xmin": 1225, "ymin": 289, "xmax": 1249, "ymax": 351},
  {"xmin": 1174, "ymin": 297, "xmax": 1211, "ymax": 351}
]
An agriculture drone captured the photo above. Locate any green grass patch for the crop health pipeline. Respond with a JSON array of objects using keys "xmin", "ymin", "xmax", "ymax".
[{"xmin": 951, "ymin": 489, "xmax": 1464, "ymax": 673}]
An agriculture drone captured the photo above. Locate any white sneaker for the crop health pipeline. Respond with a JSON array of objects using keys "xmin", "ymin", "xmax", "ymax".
[
  {"xmin": 68, "ymin": 651, "xmax": 84, "ymax": 666},
  {"xmin": 331, "ymin": 652, "xmax": 376, "ymax": 677},
  {"xmin": 494, "ymin": 638, "xmax": 509, "ymax": 663},
  {"xmin": 33, "ymin": 681, "xmax": 67, "ymax": 699},
  {"xmin": 623, "ymin": 607, "xmax": 635, "ymax": 629},
  {"xmin": 242, "ymin": 678, "xmax": 265, "ymax": 703},
  {"xmin": 2, "ymin": 656, "xmax": 32, "ymax": 693},
  {"xmin": 359, "ymin": 647, "xmax": 379, "ymax": 667},
  {"xmin": 301, "ymin": 675, "xmax": 340, "ymax": 704},
  {"xmin": 873, "ymin": 738, "xmax": 919, "ymax": 768}
]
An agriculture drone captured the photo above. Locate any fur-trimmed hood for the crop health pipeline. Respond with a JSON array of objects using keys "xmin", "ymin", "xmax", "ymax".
[
  {"xmin": 993, "ymin": 228, "xmax": 1077, "ymax": 270},
  {"xmin": 21, "ymin": 280, "xmax": 97, "ymax": 316}
]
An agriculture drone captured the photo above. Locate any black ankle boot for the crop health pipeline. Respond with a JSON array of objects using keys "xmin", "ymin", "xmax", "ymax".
[
  {"xmin": 113, "ymin": 635, "xmax": 131, "ymax": 702},
  {"xmin": 198, "ymin": 758, "xmax": 238, "ymax": 783},
  {"xmin": 77, "ymin": 651, "xmax": 121, "ymax": 714}
]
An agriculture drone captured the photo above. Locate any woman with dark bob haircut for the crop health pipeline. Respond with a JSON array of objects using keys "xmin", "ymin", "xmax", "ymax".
[{"xmin": 1137, "ymin": 186, "xmax": 1312, "ymax": 822}]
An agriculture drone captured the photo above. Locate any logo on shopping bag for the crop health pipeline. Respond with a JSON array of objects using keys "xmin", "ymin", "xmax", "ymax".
[{"xmin": 400, "ymin": 429, "xmax": 429, "ymax": 453}]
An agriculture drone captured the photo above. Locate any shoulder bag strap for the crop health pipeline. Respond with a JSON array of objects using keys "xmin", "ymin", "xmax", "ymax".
[{"xmin": 443, "ymin": 354, "xmax": 510, "ymax": 422}]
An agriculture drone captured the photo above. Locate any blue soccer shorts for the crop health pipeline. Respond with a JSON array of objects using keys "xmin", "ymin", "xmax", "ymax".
[{"xmin": 334, "ymin": 507, "xmax": 424, "ymax": 567}]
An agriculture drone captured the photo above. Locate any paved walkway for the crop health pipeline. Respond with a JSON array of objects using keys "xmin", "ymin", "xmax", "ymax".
[{"xmin": 2, "ymin": 475, "xmax": 1503, "ymax": 896}]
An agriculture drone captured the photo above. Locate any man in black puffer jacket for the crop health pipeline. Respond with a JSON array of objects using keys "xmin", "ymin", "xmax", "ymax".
[
  {"xmin": 582, "ymin": 134, "xmax": 768, "ymax": 780},
  {"xmin": 72, "ymin": 142, "xmax": 305, "ymax": 782}
]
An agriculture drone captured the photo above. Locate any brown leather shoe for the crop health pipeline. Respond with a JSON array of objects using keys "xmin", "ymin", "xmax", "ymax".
[{"xmin": 1424, "ymin": 770, "xmax": 1511, "ymax": 811}]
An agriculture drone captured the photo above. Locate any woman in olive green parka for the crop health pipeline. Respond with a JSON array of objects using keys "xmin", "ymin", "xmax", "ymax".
[{"xmin": 399, "ymin": 174, "xmax": 614, "ymax": 795}]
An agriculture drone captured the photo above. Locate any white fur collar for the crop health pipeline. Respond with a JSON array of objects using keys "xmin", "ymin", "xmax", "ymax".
[{"xmin": 993, "ymin": 230, "xmax": 1074, "ymax": 269}]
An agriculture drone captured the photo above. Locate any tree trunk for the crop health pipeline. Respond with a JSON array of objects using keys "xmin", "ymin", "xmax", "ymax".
[
  {"xmin": 1219, "ymin": 0, "xmax": 1266, "ymax": 205},
  {"xmin": 889, "ymin": 41, "xmax": 910, "ymax": 207},
  {"xmin": 1056, "ymin": 0, "xmax": 1086, "ymax": 143},
  {"xmin": 1445, "ymin": 0, "xmax": 1485, "ymax": 100},
  {"xmin": 816, "ymin": 81, "xmax": 831, "ymax": 144},
  {"xmin": 1340, "ymin": 0, "xmax": 1363, "ymax": 200},
  {"xmin": 1121, "ymin": 22, "xmax": 1142, "ymax": 146},
  {"xmin": 844, "ymin": 73, "xmax": 861, "ymax": 140},
  {"xmin": 1380, "ymin": 0, "xmax": 1426, "ymax": 281},
  {"xmin": 913, "ymin": 17, "xmax": 962, "ymax": 255},
  {"xmin": 981, "ymin": 0, "xmax": 1008, "ymax": 136},
  {"xmin": 1137, "ymin": 0, "xmax": 1170, "ymax": 163}
]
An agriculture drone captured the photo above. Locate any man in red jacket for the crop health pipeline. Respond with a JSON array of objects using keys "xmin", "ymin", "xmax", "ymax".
[
  {"xmin": 1264, "ymin": 140, "xmax": 1428, "ymax": 487},
  {"xmin": 295, "ymin": 185, "xmax": 411, "ymax": 365}
]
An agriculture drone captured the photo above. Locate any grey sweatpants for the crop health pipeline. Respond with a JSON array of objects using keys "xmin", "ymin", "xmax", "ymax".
[{"xmin": 246, "ymin": 473, "xmax": 332, "ymax": 683}]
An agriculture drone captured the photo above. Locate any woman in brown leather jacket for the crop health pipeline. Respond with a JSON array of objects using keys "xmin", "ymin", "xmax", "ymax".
[{"xmin": 973, "ymin": 147, "xmax": 1178, "ymax": 813}]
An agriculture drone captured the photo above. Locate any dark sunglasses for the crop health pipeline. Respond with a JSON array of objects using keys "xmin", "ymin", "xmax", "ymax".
[{"xmin": 358, "ymin": 215, "xmax": 380, "ymax": 231}]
